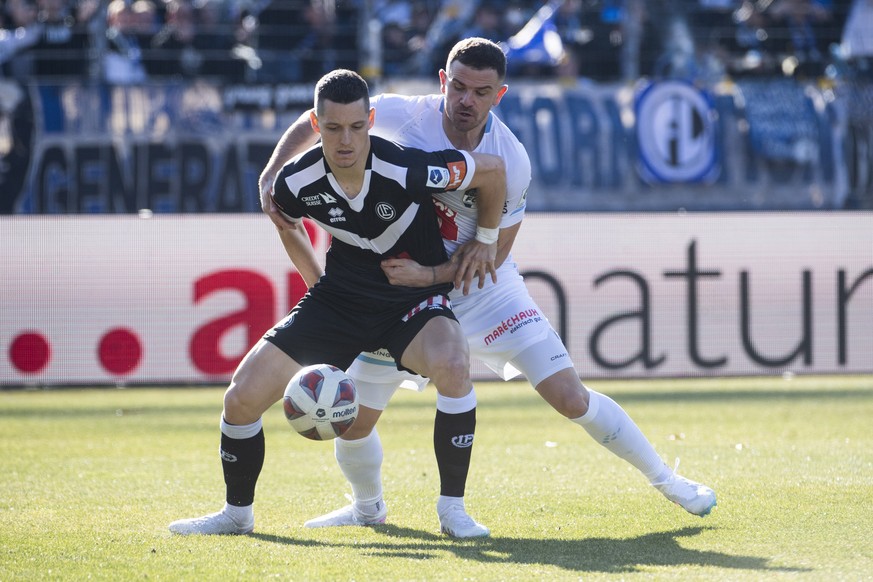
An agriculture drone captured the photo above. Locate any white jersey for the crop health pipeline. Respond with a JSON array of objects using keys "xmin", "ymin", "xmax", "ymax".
[
  {"xmin": 350, "ymin": 93, "xmax": 573, "ymax": 406},
  {"xmin": 370, "ymin": 93, "xmax": 529, "ymax": 282}
]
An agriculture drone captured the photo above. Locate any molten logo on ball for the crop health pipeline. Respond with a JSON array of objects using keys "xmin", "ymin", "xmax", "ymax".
[{"xmin": 283, "ymin": 364, "xmax": 359, "ymax": 441}]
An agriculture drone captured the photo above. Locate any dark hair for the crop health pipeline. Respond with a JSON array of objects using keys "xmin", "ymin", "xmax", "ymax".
[
  {"xmin": 314, "ymin": 69, "xmax": 370, "ymax": 115},
  {"xmin": 446, "ymin": 37, "xmax": 507, "ymax": 81}
]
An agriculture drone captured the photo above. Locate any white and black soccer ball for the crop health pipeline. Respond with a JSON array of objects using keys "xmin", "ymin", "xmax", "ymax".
[{"xmin": 283, "ymin": 364, "xmax": 359, "ymax": 441}]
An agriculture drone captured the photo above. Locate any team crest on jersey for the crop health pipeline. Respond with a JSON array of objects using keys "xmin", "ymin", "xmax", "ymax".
[
  {"xmin": 375, "ymin": 202, "xmax": 396, "ymax": 221},
  {"xmin": 328, "ymin": 207, "xmax": 346, "ymax": 223},
  {"xmin": 428, "ymin": 167, "xmax": 450, "ymax": 188}
]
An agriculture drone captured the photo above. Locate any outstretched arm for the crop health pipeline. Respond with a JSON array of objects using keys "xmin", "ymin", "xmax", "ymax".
[{"xmin": 259, "ymin": 110, "xmax": 319, "ymax": 230}]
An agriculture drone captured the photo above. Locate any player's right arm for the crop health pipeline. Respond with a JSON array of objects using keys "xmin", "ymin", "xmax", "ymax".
[
  {"xmin": 277, "ymin": 224, "xmax": 323, "ymax": 288},
  {"xmin": 382, "ymin": 222, "xmax": 520, "ymax": 289},
  {"xmin": 259, "ymin": 111, "xmax": 319, "ymax": 230},
  {"xmin": 270, "ymin": 164, "xmax": 324, "ymax": 288}
]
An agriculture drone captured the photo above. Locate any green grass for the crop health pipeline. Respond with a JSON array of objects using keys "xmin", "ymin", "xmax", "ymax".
[{"xmin": 1, "ymin": 375, "xmax": 871, "ymax": 581}]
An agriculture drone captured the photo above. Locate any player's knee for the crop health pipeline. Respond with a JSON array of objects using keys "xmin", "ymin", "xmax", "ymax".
[
  {"xmin": 536, "ymin": 376, "xmax": 590, "ymax": 418},
  {"xmin": 430, "ymin": 350, "xmax": 470, "ymax": 385},
  {"xmin": 223, "ymin": 385, "xmax": 260, "ymax": 425}
]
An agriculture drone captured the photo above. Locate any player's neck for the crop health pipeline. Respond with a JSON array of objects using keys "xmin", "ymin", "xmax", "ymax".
[
  {"xmin": 329, "ymin": 164, "xmax": 366, "ymax": 198},
  {"xmin": 326, "ymin": 145, "xmax": 369, "ymax": 198},
  {"xmin": 442, "ymin": 117, "xmax": 485, "ymax": 152}
]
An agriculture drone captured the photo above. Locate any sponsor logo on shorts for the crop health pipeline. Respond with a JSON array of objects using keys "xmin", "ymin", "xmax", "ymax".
[
  {"xmin": 451, "ymin": 434, "xmax": 474, "ymax": 448},
  {"xmin": 401, "ymin": 295, "xmax": 452, "ymax": 322},
  {"xmin": 550, "ymin": 353, "xmax": 568, "ymax": 361},
  {"xmin": 275, "ymin": 312, "xmax": 296, "ymax": 330},
  {"xmin": 462, "ymin": 189, "xmax": 477, "ymax": 208},
  {"xmin": 484, "ymin": 308, "xmax": 542, "ymax": 346}
]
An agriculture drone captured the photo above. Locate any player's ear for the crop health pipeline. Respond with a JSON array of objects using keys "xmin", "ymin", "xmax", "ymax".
[
  {"xmin": 368, "ymin": 107, "xmax": 375, "ymax": 129},
  {"xmin": 309, "ymin": 110, "xmax": 320, "ymax": 134},
  {"xmin": 494, "ymin": 84, "xmax": 508, "ymax": 106},
  {"xmin": 438, "ymin": 69, "xmax": 448, "ymax": 94}
]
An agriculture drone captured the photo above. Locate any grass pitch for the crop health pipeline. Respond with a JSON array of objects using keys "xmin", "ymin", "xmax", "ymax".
[{"xmin": 1, "ymin": 375, "xmax": 871, "ymax": 581}]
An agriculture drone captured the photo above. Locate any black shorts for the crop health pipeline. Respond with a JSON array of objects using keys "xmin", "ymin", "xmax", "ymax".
[{"xmin": 263, "ymin": 285, "xmax": 457, "ymax": 374}]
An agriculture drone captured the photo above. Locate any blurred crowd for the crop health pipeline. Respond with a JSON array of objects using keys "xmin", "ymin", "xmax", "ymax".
[{"xmin": 0, "ymin": 0, "xmax": 869, "ymax": 85}]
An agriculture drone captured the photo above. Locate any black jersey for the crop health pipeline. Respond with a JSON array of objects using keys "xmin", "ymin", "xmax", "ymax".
[{"xmin": 272, "ymin": 135, "xmax": 476, "ymax": 303}]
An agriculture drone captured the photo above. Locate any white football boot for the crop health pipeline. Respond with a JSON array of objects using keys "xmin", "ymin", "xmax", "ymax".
[
  {"xmin": 168, "ymin": 511, "xmax": 254, "ymax": 535},
  {"xmin": 438, "ymin": 504, "xmax": 490, "ymax": 538},
  {"xmin": 652, "ymin": 462, "xmax": 717, "ymax": 516},
  {"xmin": 304, "ymin": 501, "xmax": 387, "ymax": 528}
]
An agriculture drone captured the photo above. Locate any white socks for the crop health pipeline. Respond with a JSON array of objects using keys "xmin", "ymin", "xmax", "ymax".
[
  {"xmin": 335, "ymin": 429, "xmax": 384, "ymax": 515},
  {"xmin": 435, "ymin": 389, "xmax": 477, "ymax": 414},
  {"xmin": 222, "ymin": 502, "xmax": 254, "ymax": 526},
  {"xmin": 436, "ymin": 495, "xmax": 465, "ymax": 516},
  {"xmin": 572, "ymin": 388, "xmax": 672, "ymax": 484}
]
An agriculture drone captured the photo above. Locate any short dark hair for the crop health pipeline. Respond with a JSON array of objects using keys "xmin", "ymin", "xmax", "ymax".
[
  {"xmin": 314, "ymin": 69, "xmax": 370, "ymax": 115},
  {"xmin": 446, "ymin": 37, "xmax": 507, "ymax": 81}
]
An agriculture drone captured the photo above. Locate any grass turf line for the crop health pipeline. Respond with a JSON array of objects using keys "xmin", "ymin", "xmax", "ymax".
[{"xmin": 1, "ymin": 375, "xmax": 871, "ymax": 580}]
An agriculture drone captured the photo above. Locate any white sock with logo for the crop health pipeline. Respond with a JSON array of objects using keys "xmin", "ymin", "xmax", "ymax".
[{"xmin": 572, "ymin": 388, "xmax": 672, "ymax": 484}]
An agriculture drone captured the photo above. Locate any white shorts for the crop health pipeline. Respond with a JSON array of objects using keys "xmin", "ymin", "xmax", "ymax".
[{"xmin": 346, "ymin": 264, "xmax": 575, "ymax": 410}]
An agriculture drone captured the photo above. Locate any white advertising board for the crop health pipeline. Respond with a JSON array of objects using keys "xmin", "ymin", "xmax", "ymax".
[{"xmin": 1, "ymin": 213, "xmax": 871, "ymax": 386}]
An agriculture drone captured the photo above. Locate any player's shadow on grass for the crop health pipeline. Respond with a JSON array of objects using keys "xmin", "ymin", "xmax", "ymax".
[
  {"xmin": 377, "ymin": 524, "xmax": 807, "ymax": 574},
  {"xmin": 252, "ymin": 525, "xmax": 808, "ymax": 575}
]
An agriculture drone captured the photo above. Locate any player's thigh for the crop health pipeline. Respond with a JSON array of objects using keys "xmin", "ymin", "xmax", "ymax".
[
  {"xmin": 225, "ymin": 339, "xmax": 304, "ymax": 424},
  {"xmin": 509, "ymin": 330, "xmax": 574, "ymax": 388},
  {"xmin": 399, "ymin": 315, "xmax": 468, "ymax": 381}
]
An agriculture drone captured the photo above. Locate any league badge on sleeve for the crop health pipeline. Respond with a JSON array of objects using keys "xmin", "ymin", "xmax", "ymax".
[{"xmin": 427, "ymin": 167, "xmax": 450, "ymax": 188}]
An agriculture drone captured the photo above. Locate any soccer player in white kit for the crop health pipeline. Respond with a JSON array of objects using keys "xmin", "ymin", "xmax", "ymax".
[{"xmin": 259, "ymin": 38, "xmax": 717, "ymax": 537}]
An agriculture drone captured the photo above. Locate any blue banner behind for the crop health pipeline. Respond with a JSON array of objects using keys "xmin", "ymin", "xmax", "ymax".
[{"xmin": 1, "ymin": 77, "xmax": 870, "ymax": 214}]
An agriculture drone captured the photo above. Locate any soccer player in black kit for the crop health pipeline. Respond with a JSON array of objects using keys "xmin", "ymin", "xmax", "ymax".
[{"xmin": 169, "ymin": 69, "xmax": 507, "ymax": 537}]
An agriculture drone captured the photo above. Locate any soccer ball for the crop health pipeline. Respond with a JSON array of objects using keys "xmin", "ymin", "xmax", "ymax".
[{"xmin": 283, "ymin": 364, "xmax": 359, "ymax": 441}]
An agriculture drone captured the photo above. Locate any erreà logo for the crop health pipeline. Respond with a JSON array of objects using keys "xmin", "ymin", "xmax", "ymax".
[
  {"xmin": 451, "ymin": 434, "xmax": 474, "ymax": 448},
  {"xmin": 428, "ymin": 166, "xmax": 450, "ymax": 188}
]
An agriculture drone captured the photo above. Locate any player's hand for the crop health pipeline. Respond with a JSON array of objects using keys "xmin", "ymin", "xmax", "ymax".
[
  {"xmin": 454, "ymin": 239, "xmax": 497, "ymax": 295},
  {"xmin": 259, "ymin": 174, "xmax": 297, "ymax": 231},
  {"xmin": 381, "ymin": 258, "xmax": 430, "ymax": 287}
]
